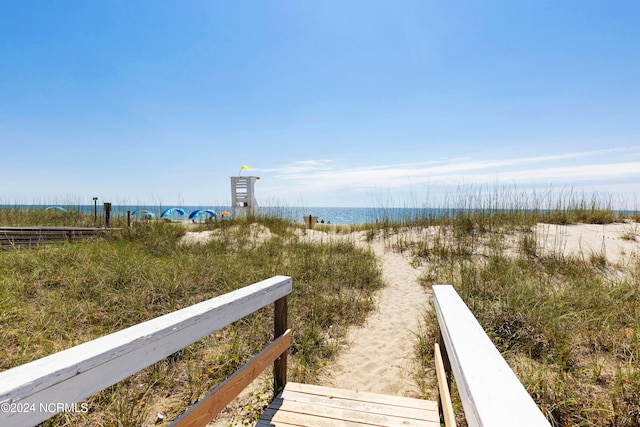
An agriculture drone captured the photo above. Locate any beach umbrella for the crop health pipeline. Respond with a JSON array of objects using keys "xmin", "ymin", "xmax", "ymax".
[
  {"xmin": 221, "ymin": 211, "xmax": 231, "ymax": 216},
  {"xmin": 45, "ymin": 206, "xmax": 66, "ymax": 212},
  {"xmin": 188, "ymin": 209, "xmax": 217, "ymax": 220},
  {"xmin": 188, "ymin": 209, "xmax": 201, "ymax": 219},
  {"xmin": 161, "ymin": 208, "xmax": 186, "ymax": 218},
  {"xmin": 131, "ymin": 209, "xmax": 155, "ymax": 219}
]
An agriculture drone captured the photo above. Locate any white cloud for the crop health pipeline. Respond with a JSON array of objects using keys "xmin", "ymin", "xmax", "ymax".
[
  {"xmin": 262, "ymin": 148, "xmax": 640, "ymax": 203},
  {"xmin": 260, "ymin": 159, "xmax": 337, "ymax": 175}
]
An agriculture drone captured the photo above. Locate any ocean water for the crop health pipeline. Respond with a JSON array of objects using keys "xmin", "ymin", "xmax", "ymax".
[
  {"xmin": 5, "ymin": 204, "xmax": 636, "ymax": 225},
  {"xmin": 0, "ymin": 204, "xmax": 439, "ymax": 225},
  {"xmin": 260, "ymin": 206, "xmax": 439, "ymax": 224}
]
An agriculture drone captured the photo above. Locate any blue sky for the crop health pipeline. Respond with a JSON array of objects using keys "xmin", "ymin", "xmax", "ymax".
[{"xmin": 2, "ymin": 1, "xmax": 639, "ymax": 208}]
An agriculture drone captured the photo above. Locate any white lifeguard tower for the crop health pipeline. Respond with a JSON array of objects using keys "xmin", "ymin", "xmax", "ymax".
[{"xmin": 231, "ymin": 176, "xmax": 260, "ymax": 214}]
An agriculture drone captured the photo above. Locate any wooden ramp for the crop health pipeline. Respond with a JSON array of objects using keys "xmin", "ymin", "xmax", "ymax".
[
  {"xmin": 257, "ymin": 382, "xmax": 440, "ymax": 427},
  {"xmin": 0, "ymin": 226, "xmax": 109, "ymax": 249}
]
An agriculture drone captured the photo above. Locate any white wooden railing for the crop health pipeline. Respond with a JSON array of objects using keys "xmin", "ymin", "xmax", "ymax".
[
  {"xmin": 433, "ymin": 285, "xmax": 550, "ymax": 427},
  {"xmin": 0, "ymin": 276, "xmax": 292, "ymax": 427}
]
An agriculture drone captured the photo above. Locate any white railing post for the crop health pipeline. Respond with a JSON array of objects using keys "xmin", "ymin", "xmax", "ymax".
[{"xmin": 433, "ymin": 285, "xmax": 550, "ymax": 427}]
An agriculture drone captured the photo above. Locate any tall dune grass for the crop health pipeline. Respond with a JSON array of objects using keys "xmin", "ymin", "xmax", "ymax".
[
  {"xmin": 403, "ymin": 190, "xmax": 640, "ymax": 427},
  {"xmin": 0, "ymin": 210, "xmax": 383, "ymax": 426}
]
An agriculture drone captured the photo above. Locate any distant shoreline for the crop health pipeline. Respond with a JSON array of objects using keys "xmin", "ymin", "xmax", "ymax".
[{"xmin": 2, "ymin": 204, "xmax": 639, "ymax": 226}]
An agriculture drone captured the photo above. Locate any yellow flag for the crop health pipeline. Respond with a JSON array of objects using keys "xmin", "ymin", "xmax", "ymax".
[{"xmin": 240, "ymin": 165, "xmax": 251, "ymax": 171}]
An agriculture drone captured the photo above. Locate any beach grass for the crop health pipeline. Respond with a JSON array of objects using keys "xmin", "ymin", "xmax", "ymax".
[
  {"xmin": 0, "ymin": 210, "xmax": 383, "ymax": 426},
  {"xmin": 0, "ymin": 206, "xmax": 105, "ymax": 227},
  {"xmin": 402, "ymin": 191, "xmax": 640, "ymax": 427}
]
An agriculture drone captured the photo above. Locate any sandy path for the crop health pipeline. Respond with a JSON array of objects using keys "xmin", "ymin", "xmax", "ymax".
[
  {"xmin": 317, "ymin": 235, "xmax": 430, "ymax": 398},
  {"xmin": 206, "ymin": 230, "xmax": 431, "ymax": 426}
]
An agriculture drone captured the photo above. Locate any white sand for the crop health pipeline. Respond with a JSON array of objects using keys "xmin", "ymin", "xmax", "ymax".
[
  {"xmin": 316, "ymin": 235, "xmax": 429, "ymax": 398},
  {"xmin": 533, "ymin": 222, "xmax": 640, "ymax": 266}
]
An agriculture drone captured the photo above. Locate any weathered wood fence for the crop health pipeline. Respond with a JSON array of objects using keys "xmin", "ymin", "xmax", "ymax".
[
  {"xmin": 433, "ymin": 285, "xmax": 550, "ymax": 427},
  {"xmin": 0, "ymin": 276, "xmax": 292, "ymax": 427},
  {"xmin": 0, "ymin": 227, "xmax": 108, "ymax": 249}
]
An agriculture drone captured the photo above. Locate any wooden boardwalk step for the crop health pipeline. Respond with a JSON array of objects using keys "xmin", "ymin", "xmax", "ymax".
[{"xmin": 257, "ymin": 382, "xmax": 439, "ymax": 427}]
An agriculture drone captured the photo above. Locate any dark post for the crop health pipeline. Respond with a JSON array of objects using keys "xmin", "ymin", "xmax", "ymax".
[
  {"xmin": 438, "ymin": 330, "xmax": 452, "ymax": 390},
  {"xmin": 127, "ymin": 210, "xmax": 131, "ymax": 228},
  {"xmin": 274, "ymin": 296, "xmax": 288, "ymax": 393},
  {"xmin": 103, "ymin": 202, "xmax": 112, "ymax": 228},
  {"xmin": 93, "ymin": 197, "xmax": 98, "ymax": 222}
]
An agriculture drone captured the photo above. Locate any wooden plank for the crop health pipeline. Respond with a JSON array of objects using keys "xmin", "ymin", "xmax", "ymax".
[
  {"xmin": 0, "ymin": 228, "xmax": 106, "ymax": 242},
  {"xmin": 0, "ymin": 276, "xmax": 292, "ymax": 427},
  {"xmin": 255, "ymin": 420, "xmax": 301, "ymax": 427},
  {"xmin": 283, "ymin": 383, "xmax": 438, "ymax": 411},
  {"xmin": 171, "ymin": 329, "xmax": 291, "ymax": 427},
  {"xmin": 278, "ymin": 389, "xmax": 436, "ymax": 421},
  {"xmin": 258, "ymin": 383, "xmax": 440, "ymax": 427},
  {"xmin": 0, "ymin": 227, "xmax": 101, "ymax": 231},
  {"xmin": 261, "ymin": 397, "xmax": 437, "ymax": 427},
  {"xmin": 0, "ymin": 229, "xmax": 102, "ymax": 235},
  {"xmin": 433, "ymin": 285, "xmax": 549, "ymax": 427},
  {"xmin": 0, "ymin": 227, "xmax": 106, "ymax": 250},
  {"xmin": 260, "ymin": 405, "xmax": 377, "ymax": 427},
  {"xmin": 435, "ymin": 342, "xmax": 456, "ymax": 427}
]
